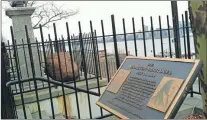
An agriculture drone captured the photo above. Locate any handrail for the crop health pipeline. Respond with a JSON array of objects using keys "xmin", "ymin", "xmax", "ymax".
[{"xmin": 6, "ymin": 76, "xmax": 100, "ymax": 96}]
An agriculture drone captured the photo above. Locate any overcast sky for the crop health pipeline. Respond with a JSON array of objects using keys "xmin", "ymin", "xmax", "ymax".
[{"xmin": 2, "ymin": 1, "xmax": 189, "ymax": 41}]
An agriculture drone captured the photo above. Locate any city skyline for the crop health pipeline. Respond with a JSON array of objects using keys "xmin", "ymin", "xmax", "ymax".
[{"xmin": 96, "ymin": 21, "xmax": 192, "ymax": 43}]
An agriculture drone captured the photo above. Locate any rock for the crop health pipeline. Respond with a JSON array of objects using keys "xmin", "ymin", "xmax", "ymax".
[
  {"xmin": 45, "ymin": 52, "xmax": 79, "ymax": 82},
  {"xmin": 184, "ymin": 114, "xmax": 205, "ymax": 119}
]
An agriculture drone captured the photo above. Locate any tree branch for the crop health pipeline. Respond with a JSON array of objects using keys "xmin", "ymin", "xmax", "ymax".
[
  {"xmin": 32, "ymin": 2, "xmax": 79, "ymax": 29},
  {"xmin": 3, "ymin": 1, "xmax": 78, "ymax": 29},
  {"xmin": 32, "ymin": 15, "xmax": 44, "ymax": 29}
]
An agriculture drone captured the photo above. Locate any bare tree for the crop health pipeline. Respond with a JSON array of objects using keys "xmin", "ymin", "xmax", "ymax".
[{"xmin": 4, "ymin": 1, "xmax": 79, "ymax": 29}]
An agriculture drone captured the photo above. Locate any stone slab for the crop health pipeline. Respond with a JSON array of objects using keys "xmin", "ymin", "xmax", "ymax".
[
  {"xmin": 16, "ymin": 105, "xmax": 33, "ymax": 119},
  {"xmin": 14, "ymin": 77, "xmax": 108, "ymax": 105},
  {"xmin": 31, "ymin": 110, "xmax": 50, "ymax": 119}
]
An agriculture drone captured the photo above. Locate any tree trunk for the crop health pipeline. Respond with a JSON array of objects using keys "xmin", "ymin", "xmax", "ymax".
[{"xmin": 189, "ymin": 1, "xmax": 207, "ymax": 117}]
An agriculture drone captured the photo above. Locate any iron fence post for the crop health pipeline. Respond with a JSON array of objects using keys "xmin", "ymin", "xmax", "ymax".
[
  {"xmin": 111, "ymin": 14, "xmax": 120, "ymax": 69},
  {"xmin": 122, "ymin": 18, "xmax": 129, "ymax": 56},
  {"xmin": 185, "ymin": 11, "xmax": 193, "ymax": 97},
  {"xmin": 10, "ymin": 26, "xmax": 27, "ymax": 119},
  {"xmin": 171, "ymin": 1, "xmax": 182, "ymax": 58},
  {"xmin": 1, "ymin": 42, "xmax": 16, "ymax": 119}
]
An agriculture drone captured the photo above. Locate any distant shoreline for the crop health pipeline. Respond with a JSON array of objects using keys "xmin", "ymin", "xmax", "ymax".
[{"xmin": 96, "ymin": 36, "xmax": 194, "ymax": 44}]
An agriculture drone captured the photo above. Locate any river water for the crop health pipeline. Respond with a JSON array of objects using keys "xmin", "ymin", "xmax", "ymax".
[
  {"xmin": 50, "ymin": 36, "xmax": 195, "ymax": 57},
  {"xmin": 97, "ymin": 37, "xmax": 195, "ymax": 57}
]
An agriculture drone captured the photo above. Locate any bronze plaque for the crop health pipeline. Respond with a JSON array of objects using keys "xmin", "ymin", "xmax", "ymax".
[
  {"xmin": 147, "ymin": 77, "xmax": 183, "ymax": 112},
  {"xmin": 96, "ymin": 56, "xmax": 203, "ymax": 119},
  {"xmin": 107, "ymin": 69, "xmax": 131, "ymax": 94}
]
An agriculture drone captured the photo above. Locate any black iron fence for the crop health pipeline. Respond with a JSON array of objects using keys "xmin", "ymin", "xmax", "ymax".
[{"xmin": 1, "ymin": 11, "xmax": 201, "ymax": 119}]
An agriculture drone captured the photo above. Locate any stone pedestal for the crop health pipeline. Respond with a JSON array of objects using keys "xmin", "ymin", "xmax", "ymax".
[{"xmin": 6, "ymin": 7, "xmax": 43, "ymax": 87}]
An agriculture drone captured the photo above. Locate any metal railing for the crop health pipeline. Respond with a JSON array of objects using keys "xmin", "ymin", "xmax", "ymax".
[{"xmin": 1, "ymin": 11, "xmax": 201, "ymax": 119}]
